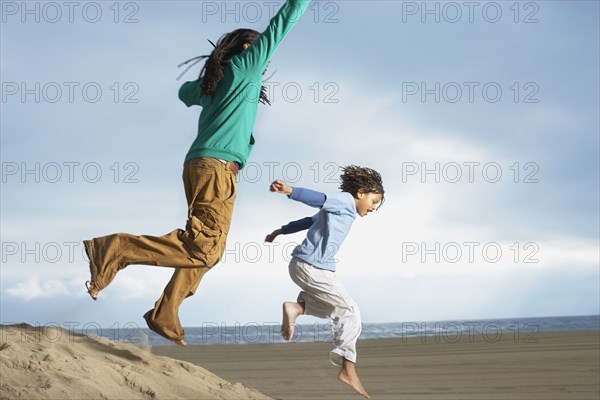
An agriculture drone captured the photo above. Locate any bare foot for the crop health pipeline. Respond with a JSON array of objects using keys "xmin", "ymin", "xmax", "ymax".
[
  {"xmin": 281, "ymin": 302, "xmax": 304, "ymax": 341},
  {"xmin": 338, "ymin": 359, "xmax": 370, "ymax": 399}
]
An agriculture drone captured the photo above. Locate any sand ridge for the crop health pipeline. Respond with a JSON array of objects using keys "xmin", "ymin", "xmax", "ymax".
[{"xmin": 0, "ymin": 324, "xmax": 271, "ymax": 400}]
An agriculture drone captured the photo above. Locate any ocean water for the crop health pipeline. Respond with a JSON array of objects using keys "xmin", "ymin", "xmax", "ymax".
[{"xmin": 94, "ymin": 315, "xmax": 599, "ymax": 347}]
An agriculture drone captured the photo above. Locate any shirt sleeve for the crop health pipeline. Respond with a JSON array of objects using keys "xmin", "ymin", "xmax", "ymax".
[
  {"xmin": 178, "ymin": 79, "xmax": 202, "ymax": 107},
  {"xmin": 289, "ymin": 187, "xmax": 326, "ymax": 208},
  {"xmin": 230, "ymin": 0, "xmax": 311, "ymax": 76},
  {"xmin": 281, "ymin": 216, "xmax": 315, "ymax": 235},
  {"xmin": 322, "ymin": 192, "xmax": 357, "ymax": 215}
]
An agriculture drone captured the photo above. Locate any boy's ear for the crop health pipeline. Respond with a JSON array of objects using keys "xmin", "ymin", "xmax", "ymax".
[
  {"xmin": 356, "ymin": 190, "xmax": 366, "ymax": 199},
  {"xmin": 243, "ymin": 43, "xmax": 251, "ymax": 50}
]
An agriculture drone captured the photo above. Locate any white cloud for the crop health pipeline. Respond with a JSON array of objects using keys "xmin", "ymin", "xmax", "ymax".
[
  {"xmin": 6, "ymin": 277, "xmax": 69, "ymax": 301},
  {"xmin": 108, "ymin": 271, "xmax": 174, "ymax": 299},
  {"xmin": 535, "ymin": 237, "xmax": 600, "ymax": 268}
]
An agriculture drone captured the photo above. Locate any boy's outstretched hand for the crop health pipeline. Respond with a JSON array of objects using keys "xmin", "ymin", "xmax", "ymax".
[
  {"xmin": 270, "ymin": 180, "xmax": 293, "ymax": 196},
  {"xmin": 265, "ymin": 228, "xmax": 282, "ymax": 243},
  {"xmin": 266, "ymin": 180, "xmax": 290, "ymax": 242}
]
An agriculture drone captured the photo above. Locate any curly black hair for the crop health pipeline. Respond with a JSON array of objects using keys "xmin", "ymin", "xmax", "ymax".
[
  {"xmin": 200, "ymin": 29, "xmax": 271, "ymax": 105},
  {"xmin": 339, "ymin": 165, "xmax": 385, "ymax": 209}
]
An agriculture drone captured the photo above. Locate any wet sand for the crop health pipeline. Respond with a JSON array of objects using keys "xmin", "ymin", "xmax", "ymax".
[{"xmin": 153, "ymin": 330, "xmax": 600, "ymax": 400}]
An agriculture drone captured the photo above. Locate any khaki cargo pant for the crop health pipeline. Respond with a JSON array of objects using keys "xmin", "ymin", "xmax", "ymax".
[
  {"xmin": 83, "ymin": 157, "xmax": 236, "ymax": 342},
  {"xmin": 289, "ymin": 257, "xmax": 362, "ymax": 366}
]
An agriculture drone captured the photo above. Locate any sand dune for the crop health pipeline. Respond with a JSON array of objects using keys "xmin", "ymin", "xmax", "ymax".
[{"xmin": 0, "ymin": 324, "xmax": 271, "ymax": 400}]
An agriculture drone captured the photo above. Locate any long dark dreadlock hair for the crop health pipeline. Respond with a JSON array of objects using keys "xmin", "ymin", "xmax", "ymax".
[
  {"xmin": 339, "ymin": 165, "xmax": 385, "ymax": 209},
  {"xmin": 199, "ymin": 29, "xmax": 271, "ymax": 105}
]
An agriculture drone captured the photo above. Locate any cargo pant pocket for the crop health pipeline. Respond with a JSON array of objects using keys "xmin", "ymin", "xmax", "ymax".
[{"xmin": 184, "ymin": 208, "xmax": 223, "ymax": 264}]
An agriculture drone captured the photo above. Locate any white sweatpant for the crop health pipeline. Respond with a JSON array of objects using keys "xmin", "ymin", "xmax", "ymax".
[{"xmin": 288, "ymin": 257, "xmax": 362, "ymax": 366}]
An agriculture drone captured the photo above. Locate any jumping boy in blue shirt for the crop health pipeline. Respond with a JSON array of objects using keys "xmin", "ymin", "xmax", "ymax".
[{"xmin": 265, "ymin": 165, "xmax": 385, "ymax": 399}]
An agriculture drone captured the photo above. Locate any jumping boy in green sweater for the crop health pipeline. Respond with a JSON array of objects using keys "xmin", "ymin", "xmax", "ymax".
[{"xmin": 84, "ymin": 0, "xmax": 312, "ymax": 346}]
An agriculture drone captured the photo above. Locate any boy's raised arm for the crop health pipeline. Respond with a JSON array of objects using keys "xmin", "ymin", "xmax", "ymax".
[
  {"xmin": 289, "ymin": 187, "xmax": 326, "ymax": 208},
  {"xmin": 270, "ymin": 180, "xmax": 326, "ymax": 208},
  {"xmin": 232, "ymin": 0, "xmax": 312, "ymax": 75}
]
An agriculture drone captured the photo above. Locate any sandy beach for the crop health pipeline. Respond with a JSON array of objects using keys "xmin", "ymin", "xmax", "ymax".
[
  {"xmin": 153, "ymin": 330, "xmax": 600, "ymax": 400},
  {"xmin": 1, "ymin": 323, "xmax": 597, "ymax": 400}
]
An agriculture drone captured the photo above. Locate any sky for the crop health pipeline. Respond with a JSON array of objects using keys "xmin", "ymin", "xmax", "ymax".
[{"xmin": 1, "ymin": 1, "xmax": 599, "ymax": 332}]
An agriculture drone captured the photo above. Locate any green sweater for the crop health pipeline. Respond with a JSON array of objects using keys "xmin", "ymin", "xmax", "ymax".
[{"xmin": 179, "ymin": 0, "xmax": 311, "ymax": 168}]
